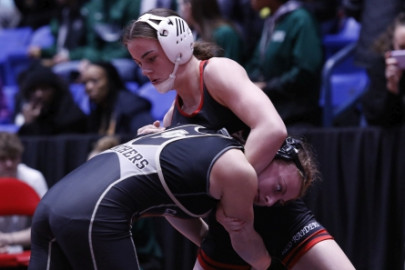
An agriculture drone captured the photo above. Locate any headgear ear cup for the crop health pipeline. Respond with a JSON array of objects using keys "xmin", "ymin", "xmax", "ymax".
[{"xmin": 136, "ymin": 14, "xmax": 194, "ymax": 64}]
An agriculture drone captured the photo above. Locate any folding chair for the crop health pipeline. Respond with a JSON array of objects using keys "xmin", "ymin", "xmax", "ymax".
[
  {"xmin": 320, "ymin": 43, "xmax": 369, "ymax": 127},
  {"xmin": 0, "ymin": 177, "xmax": 41, "ymax": 268}
]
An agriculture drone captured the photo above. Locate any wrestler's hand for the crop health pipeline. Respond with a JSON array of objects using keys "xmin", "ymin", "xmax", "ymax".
[{"xmin": 137, "ymin": 121, "xmax": 165, "ymax": 135}]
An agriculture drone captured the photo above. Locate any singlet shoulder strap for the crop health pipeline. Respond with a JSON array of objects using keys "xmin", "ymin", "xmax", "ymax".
[{"xmin": 199, "ymin": 60, "xmax": 209, "ymax": 87}]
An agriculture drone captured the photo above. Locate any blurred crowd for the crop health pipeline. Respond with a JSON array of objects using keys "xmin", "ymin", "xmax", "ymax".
[{"xmin": 0, "ymin": 0, "xmax": 403, "ymax": 131}]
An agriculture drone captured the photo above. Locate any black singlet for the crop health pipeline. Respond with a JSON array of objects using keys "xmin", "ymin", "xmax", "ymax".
[
  {"xmin": 28, "ymin": 124, "xmax": 243, "ymax": 270},
  {"xmin": 171, "ymin": 60, "xmax": 248, "ymax": 136}
]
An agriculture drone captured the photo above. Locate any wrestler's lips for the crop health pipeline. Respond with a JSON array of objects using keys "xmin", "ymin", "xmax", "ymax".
[{"xmin": 151, "ymin": 78, "xmax": 162, "ymax": 85}]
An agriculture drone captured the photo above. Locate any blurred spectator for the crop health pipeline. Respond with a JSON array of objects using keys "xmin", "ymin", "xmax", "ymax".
[
  {"xmin": 141, "ymin": 0, "xmax": 177, "ymax": 13},
  {"xmin": 87, "ymin": 135, "xmax": 120, "ymax": 160},
  {"xmin": 13, "ymin": 0, "xmax": 57, "ymax": 30},
  {"xmin": 0, "ymin": 79, "xmax": 12, "ymax": 124},
  {"xmin": 14, "ymin": 63, "xmax": 87, "ymax": 135},
  {"xmin": 361, "ymin": 12, "xmax": 405, "ymax": 127},
  {"xmin": 216, "ymin": 0, "xmax": 264, "ymax": 63},
  {"xmin": 245, "ymin": 0, "xmax": 323, "ymax": 127},
  {"xmin": 27, "ymin": 0, "xmax": 88, "ymax": 75},
  {"xmin": 342, "ymin": 0, "xmax": 405, "ymax": 127},
  {"xmin": 80, "ymin": 61, "xmax": 154, "ymax": 135},
  {"xmin": 179, "ymin": 0, "xmax": 245, "ymax": 63},
  {"xmin": 342, "ymin": 0, "xmax": 405, "ymax": 70},
  {"xmin": 43, "ymin": 0, "xmax": 142, "ymax": 83},
  {"xmin": 300, "ymin": 0, "xmax": 342, "ymax": 35},
  {"xmin": 0, "ymin": 131, "xmax": 48, "ymax": 253},
  {"xmin": 87, "ymin": 135, "xmax": 163, "ymax": 270}
]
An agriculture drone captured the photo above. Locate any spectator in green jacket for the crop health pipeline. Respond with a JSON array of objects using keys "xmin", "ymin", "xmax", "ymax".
[
  {"xmin": 246, "ymin": 0, "xmax": 323, "ymax": 128},
  {"xmin": 29, "ymin": 0, "xmax": 143, "ymax": 83},
  {"xmin": 28, "ymin": 0, "xmax": 87, "ymax": 71}
]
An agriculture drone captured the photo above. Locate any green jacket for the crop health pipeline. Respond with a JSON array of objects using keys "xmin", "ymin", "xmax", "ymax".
[
  {"xmin": 246, "ymin": 8, "xmax": 323, "ymax": 126},
  {"xmin": 212, "ymin": 24, "xmax": 245, "ymax": 64},
  {"xmin": 68, "ymin": 0, "xmax": 141, "ymax": 61}
]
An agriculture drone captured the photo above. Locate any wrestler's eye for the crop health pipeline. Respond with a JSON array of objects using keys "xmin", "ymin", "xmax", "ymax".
[
  {"xmin": 146, "ymin": 55, "xmax": 157, "ymax": 64},
  {"xmin": 275, "ymin": 184, "xmax": 282, "ymax": 193}
]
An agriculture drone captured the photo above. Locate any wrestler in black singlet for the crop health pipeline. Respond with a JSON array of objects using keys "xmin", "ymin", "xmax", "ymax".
[
  {"xmin": 172, "ymin": 60, "xmax": 333, "ymax": 269},
  {"xmin": 171, "ymin": 61, "xmax": 248, "ymax": 137},
  {"xmin": 28, "ymin": 124, "xmax": 243, "ymax": 270}
]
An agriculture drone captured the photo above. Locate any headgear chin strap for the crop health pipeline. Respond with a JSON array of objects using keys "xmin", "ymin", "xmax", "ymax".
[
  {"xmin": 275, "ymin": 137, "xmax": 307, "ymax": 182},
  {"xmin": 136, "ymin": 14, "xmax": 194, "ymax": 65}
]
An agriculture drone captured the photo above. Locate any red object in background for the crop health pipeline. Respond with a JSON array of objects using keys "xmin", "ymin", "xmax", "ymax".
[{"xmin": 0, "ymin": 177, "xmax": 41, "ymax": 267}]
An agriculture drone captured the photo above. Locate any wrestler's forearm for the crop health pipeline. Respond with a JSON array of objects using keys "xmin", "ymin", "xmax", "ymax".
[
  {"xmin": 244, "ymin": 125, "xmax": 286, "ymax": 175},
  {"xmin": 228, "ymin": 228, "xmax": 271, "ymax": 270}
]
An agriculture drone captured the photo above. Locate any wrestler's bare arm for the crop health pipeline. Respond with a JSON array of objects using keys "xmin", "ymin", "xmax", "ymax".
[
  {"xmin": 203, "ymin": 58, "xmax": 287, "ymax": 174},
  {"xmin": 210, "ymin": 149, "xmax": 270, "ymax": 270}
]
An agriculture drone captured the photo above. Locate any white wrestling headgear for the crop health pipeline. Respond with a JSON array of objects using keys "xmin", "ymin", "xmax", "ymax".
[{"xmin": 136, "ymin": 14, "xmax": 194, "ymax": 64}]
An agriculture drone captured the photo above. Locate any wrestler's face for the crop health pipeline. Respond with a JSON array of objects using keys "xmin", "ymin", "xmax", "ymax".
[
  {"xmin": 255, "ymin": 160, "xmax": 302, "ymax": 207},
  {"xmin": 127, "ymin": 38, "xmax": 174, "ymax": 87}
]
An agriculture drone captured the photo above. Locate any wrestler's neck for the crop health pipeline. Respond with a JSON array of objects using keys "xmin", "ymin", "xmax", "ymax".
[{"xmin": 174, "ymin": 57, "xmax": 201, "ymax": 108}]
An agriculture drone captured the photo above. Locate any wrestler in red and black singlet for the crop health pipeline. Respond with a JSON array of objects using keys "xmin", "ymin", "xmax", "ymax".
[{"xmin": 172, "ymin": 60, "xmax": 333, "ymax": 270}]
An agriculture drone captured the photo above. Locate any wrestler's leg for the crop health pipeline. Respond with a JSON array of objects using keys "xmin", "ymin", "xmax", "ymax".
[
  {"xmin": 291, "ymin": 239, "xmax": 355, "ymax": 270},
  {"xmin": 30, "ymin": 206, "xmax": 140, "ymax": 269},
  {"xmin": 29, "ymin": 237, "xmax": 71, "ymax": 270},
  {"xmin": 42, "ymin": 215, "xmax": 140, "ymax": 270},
  {"xmin": 90, "ymin": 224, "xmax": 140, "ymax": 270},
  {"xmin": 28, "ymin": 205, "xmax": 71, "ymax": 270},
  {"xmin": 31, "ymin": 208, "xmax": 136, "ymax": 270},
  {"xmin": 88, "ymin": 196, "xmax": 141, "ymax": 269}
]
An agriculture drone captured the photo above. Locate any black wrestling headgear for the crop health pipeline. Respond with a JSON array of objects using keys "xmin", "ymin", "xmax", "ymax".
[{"xmin": 275, "ymin": 137, "xmax": 306, "ymax": 181}]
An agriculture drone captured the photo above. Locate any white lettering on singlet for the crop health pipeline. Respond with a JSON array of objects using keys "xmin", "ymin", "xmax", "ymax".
[
  {"xmin": 281, "ymin": 221, "xmax": 320, "ymax": 256},
  {"xmin": 110, "ymin": 144, "xmax": 149, "ymax": 170}
]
